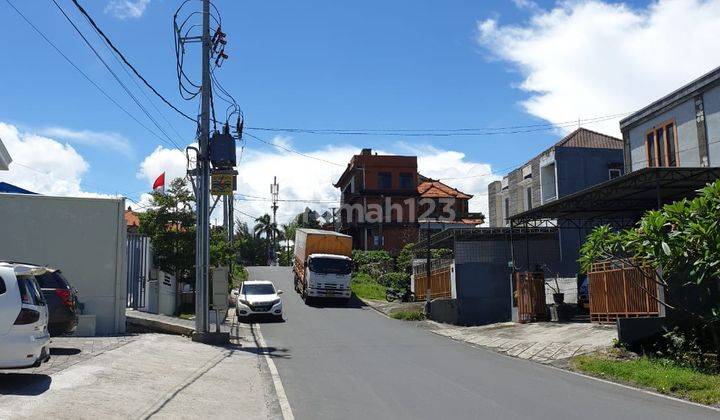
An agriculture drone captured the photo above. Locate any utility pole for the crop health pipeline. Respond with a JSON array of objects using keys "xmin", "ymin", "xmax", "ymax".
[
  {"xmin": 193, "ymin": 0, "xmax": 211, "ymax": 337},
  {"xmin": 425, "ymin": 218, "xmax": 431, "ymax": 313},
  {"xmin": 329, "ymin": 206, "xmax": 338, "ymax": 232},
  {"xmin": 270, "ymin": 176, "xmax": 279, "ymax": 265}
]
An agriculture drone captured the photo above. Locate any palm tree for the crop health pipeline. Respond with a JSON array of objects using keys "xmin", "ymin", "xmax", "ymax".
[{"xmin": 254, "ymin": 214, "xmax": 279, "ymax": 265}]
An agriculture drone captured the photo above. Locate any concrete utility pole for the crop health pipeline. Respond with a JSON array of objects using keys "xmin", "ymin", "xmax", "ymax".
[
  {"xmin": 194, "ymin": 0, "xmax": 211, "ymax": 336},
  {"xmin": 270, "ymin": 176, "xmax": 279, "ymax": 265},
  {"xmin": 425, "ymin": 218, "xmax": 431, "ymax": 312}
]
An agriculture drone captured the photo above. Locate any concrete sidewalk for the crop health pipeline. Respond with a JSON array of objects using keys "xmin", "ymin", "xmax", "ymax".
[
  {"xmin": 126, "ymin": 309, "xmax": 232, "ymax": 336},
  {"xmin": 423, "ymin": 320, "xmax": 617, "ymax": 363},
  {"xmin": 0, "ymin": 331, "xmax": 281, "ymax": 419}
]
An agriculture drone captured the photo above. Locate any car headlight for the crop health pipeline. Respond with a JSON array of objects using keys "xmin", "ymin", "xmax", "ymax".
[
  {"xmin": 271, "ymin": 299, "xmax": 281, "ymax": 306},
  {"xmin": 238, "ymin": 299, "xmax": 248, "ymax": 306}
]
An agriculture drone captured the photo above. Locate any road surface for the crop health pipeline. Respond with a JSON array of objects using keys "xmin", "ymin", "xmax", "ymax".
[{"xmin": 249, "ymin": 266, "xmax": 716, "ymax": 420}]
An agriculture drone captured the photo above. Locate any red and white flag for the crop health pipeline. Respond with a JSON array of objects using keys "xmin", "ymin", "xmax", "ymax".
[{"xmin": 152, "ymin": 172, "xmax": 165, "ymax": 193}]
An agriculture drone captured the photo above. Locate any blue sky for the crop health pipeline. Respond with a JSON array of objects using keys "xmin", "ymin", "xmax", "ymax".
[{"xmin": 1, "ymin": 0, "xmax": 719, "ymax": 223}]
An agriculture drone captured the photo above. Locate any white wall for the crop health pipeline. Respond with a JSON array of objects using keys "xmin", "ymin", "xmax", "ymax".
[{"xmin": 0, "ymin": 193, "xmax": 126, "ymax": 335}]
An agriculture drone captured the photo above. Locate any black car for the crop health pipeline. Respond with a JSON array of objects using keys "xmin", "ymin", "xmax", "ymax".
[{"xmin": 35, "ymin": 269, "xmax": 78, "ymax": 336}]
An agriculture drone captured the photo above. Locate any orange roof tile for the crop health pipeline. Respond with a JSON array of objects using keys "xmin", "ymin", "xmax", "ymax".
[
  {"xmin": 124, "ymin": 210, "xmax": 140, "ymax": 228},
  {"xmin": 417, "ymin": 180, "xmax": 472, "ymax": 199}
]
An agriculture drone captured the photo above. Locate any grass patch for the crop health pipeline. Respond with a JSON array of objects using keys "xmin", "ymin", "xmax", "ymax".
[
  {"xmin": 572, "ymin": 354, "xmax": 720, "ymax": 405},
  {"xmin": 350, "ymin": 272, "xmax": 386, "ymax": 301},
  {"xmin": 390, "ymin": 310, "xmax": 425, "ymax": 321},
  {"xmin": 178, "ymin": 313, "xmax": 194, "ymax": 320}
]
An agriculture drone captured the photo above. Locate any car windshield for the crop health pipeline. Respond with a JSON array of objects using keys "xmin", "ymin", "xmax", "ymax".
[
  {"xmin": 242, "ymin": 284, "xmax": 275, "ymax": 295},
  {"xmin": 35, "ymin": 271, "xmax": 70, "ymax": 289},
  {"xmin": 309, "ymin": 257, "xmax": 351, "ymax": 275}
]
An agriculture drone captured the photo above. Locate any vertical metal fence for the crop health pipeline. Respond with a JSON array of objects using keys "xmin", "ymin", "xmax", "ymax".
[
  {"xmin": 413, "ymin": 259, "xmax": 453, "ymax": 300},
  {"xmin": 588, "ymin": 259, "xmax": 659, "ymax": 324},
  {"xmin": 516, "ymin": 271, "xmax": 547, "ymax": 323},
  {"xmin": 126, "ymin": 234, "xmax": 150, "ymax": 309}
]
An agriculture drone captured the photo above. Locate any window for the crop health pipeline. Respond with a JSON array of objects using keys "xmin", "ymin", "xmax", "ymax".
[
  {"xmin": 645, "ymin": 122, "xmax": 678, "ymax": 167},
  {"xmin": 35, "ymin": 271, "xmax": 70, "ymax": 289},
  {"xmin": 18, "ymin": 276, "xmax": 44, "ymax": 305},
  {"xmin": 0, "ymin": 277, "xmax": 5, "ymax": 295},
  {"xmin": 378, "ymin": 172, "xmax": 392, "ymax": 189},
  {"xmin": 242, "ymin": 283, "xmax": 276, "ymax": 295},
  {"xmin": 399, "ymin": 173, "xmax": 414, "ymax": 189},
  {"xmin": 525, "ymin": 187, "xmax": 532, "ymax": 211},
  {"xmin": 504, "ymin": 197, "xmax": 510, "ymax": 225},
  {"xmin": 609, "ymin": 169, "xmax": 622, "ymax": 179},
  {"xmin": 309, "ymin": 257, "xmax": 352, "ymax": 275}
]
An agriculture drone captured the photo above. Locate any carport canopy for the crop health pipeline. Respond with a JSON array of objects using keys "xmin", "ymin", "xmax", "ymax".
[{"xmin": 510, "ymin": 167, "xmax": 720, "ymax": 229}]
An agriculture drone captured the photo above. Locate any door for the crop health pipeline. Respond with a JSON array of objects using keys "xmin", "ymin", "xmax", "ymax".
[{"xmin": 0, "ymin": 267, "xmax": 20, "ymax": 336}]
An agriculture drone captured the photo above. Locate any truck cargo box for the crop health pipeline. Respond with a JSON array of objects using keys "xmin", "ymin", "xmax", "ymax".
[{"xmin": 293, "ymin": 229, "xmax": 352, "ymax": 263}]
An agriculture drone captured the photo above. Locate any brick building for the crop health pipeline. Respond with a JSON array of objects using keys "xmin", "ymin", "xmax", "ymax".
[{"xmin": 335, "ymin": 149, "xmax": 481, "ymax": 255}]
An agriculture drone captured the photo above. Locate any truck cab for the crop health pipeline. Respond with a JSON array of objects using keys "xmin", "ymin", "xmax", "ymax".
[{"xmin": 304, "ymin": 254, "xmax": 352, "ymax": 300}]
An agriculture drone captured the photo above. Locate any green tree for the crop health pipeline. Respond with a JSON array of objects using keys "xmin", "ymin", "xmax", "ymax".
[
  {"xmin": 138, "ymin": 178, "xmax": 196, "ymax": 281},
  {"xmin": 138, "ymin": 178, "xmax": 239, "ymax": 283}
]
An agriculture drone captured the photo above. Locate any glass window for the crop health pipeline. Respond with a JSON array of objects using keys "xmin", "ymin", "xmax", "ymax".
[
  {"xmin": 18, "ymin": 276, "xmax": 43, "ymax": 305},
  {"xmin": 242, "ymin": 283, "xmax": 276, "ymax": 295},
  {"xmin": 666, "ymin": 124, "xmax": 677, "ymax": 167},
  {"xmin": 0, "ymin": 277, "xmax": 5, "ymax": 295},
  {"xmin": 525, "ymin": 187, "xmax": 532, "ymax": 211},
  {"xmin": 609, "ymin": 169, "xmax": 622, "ymax": 179},
  {"xmin": 646, "ymin": 133, "xmax": 656, "ymax": 167},
  {"xmin": 35, "ymin": 271, "xmax": 70, "ymax": 289},
  {"xmin": 656, "ymin": 129, "xmax": 666, "ymax": 167},
  {"xmin": 378, "ymin": 172, "xmax": 392, "ymax": 189},
  {"xmin": 309, "ymin": 257, "xmax": 352, "ymax": 275},
  {"xmin": 399, "ymin": 173, "xmax": 414, "ymax": 189}
]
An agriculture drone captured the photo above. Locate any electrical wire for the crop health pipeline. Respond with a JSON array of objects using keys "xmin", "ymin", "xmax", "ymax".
[
  {"xmin": 70, "ymin": 0, "xmax": 197, "ymax": 124},
  {"xmin": 4, "ymin": 0, "xmax": 178, "ymax": 150},
  {"xmin": 244, "ymin": 113, "xmax": 628, "ymax": 137},
  {"xmin": 50, "ymin": 0, "xmax": 182, "ymax": 150},
  {"xmin": 244, "ymin": 132, "xmax": 345, "ymax": 167}
]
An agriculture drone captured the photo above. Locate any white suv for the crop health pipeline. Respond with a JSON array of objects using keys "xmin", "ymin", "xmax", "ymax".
[
  {"xmin": 236, "ymin": 280, "xmax": 283, "ymax": 320},
  {"xmin": 0, "ymin": 262, "xmax": 51, "ymax": 369}
]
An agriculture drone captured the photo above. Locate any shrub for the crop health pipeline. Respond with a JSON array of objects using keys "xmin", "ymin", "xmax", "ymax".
[{"xmin": 378, "ymin": 271, "xmax": 410, "ymax": 289}]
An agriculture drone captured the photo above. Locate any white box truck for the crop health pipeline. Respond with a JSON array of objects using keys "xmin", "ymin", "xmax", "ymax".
[{"xmin": 293, "ymin": 229, "xmax": 353, "ymax": 304}]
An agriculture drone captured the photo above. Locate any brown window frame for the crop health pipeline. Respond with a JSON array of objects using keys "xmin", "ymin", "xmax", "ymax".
[{"xmin": 645, "ymin": 120, "xmax": 679, "ymax": 167}]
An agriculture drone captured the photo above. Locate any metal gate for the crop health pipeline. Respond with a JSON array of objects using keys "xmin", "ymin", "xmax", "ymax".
[
  {"xmin": 516, "ymin": 271, "xmax": 547, "ymax": 323},
  {"xmin": 126, "ymin": 234, "xmax": 150, "ymax": 309}
]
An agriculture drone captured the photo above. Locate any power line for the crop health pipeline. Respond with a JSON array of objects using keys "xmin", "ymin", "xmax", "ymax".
[
  {"xmin": 70, "ymin": 0, "xmax": 197, "ymax": 124},
  {"xmin": 245, "ymin": 113, "xmax": 628, "ymax": 137},
  {"xmin": 50, "ymin": 0, "xmax": 182, "ymax": 150},
  {"xmin": 244, "ymin": 132, "xmax": 346, "ymax": 167},
  {"xmin": 4, "ymin": 0, "xmax": 177, "ymax": 150}
]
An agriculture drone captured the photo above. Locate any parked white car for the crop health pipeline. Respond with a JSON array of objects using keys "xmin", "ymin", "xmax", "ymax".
[
  {"xmin": 236, "ymin": 280, "xmax": 283, "ymax": 320},
  {"xmin": 0, "ymin": 262, "xmax": 51, "ymax": 369}
]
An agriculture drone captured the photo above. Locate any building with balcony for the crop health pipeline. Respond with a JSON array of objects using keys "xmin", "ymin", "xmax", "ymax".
[
  {"xmin": 487, "ymin": 128, "xmax": 624, "ymax": 227},
  {"xmin": 335, "ymin": 149, "xmax": 481, "ymax": 255}
]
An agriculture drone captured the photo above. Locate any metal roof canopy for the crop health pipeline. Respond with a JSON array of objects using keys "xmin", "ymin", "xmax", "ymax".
[
  {"xmin": 414, "ymin": 226, "xmax": 557, "ymax": 250},
  {"xmin": 511, "ymin": 167, "xmax": 720, "ymax": 229}
]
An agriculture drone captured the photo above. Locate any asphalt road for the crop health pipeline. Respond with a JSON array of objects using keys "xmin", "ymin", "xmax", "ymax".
[{"xmin": 248, "ymin": 266, "xmax": 717, "ymax": 420}]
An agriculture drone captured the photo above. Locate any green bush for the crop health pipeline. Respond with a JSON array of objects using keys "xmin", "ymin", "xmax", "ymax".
[
  {"xmin": 352, "ymin": 250, "xmax": 393, "ymax": 279},
  {"xmin": 378, "ymin": 271, "xmax": 410, "ymax": 289}
]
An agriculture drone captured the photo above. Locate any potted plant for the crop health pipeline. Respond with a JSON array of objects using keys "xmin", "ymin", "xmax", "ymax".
[{"xmin": 546, "ymin": 274, "xmax": 564, "ymax": 305}]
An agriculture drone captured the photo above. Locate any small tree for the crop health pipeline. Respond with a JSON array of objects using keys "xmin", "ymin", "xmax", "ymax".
[
  {"xmin": 139, "ymin": 178, "xmax": 196, "ymax": 281},
  {"xmin": 579, "ymin": 180, "xmax": 720, "ymax": 360}
]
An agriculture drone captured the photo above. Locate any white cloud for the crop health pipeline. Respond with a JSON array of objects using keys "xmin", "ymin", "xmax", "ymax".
[
  {"xmin": 0, "ymin": 122, "xmax": 102, "ymax": 197},
  {"xmin": 136, "ymin": 145, "xmax": 189, "ymax": 188},
  {"xmin": 39, "ymin": 127, "xmax": 134, "ymax": 158},
  {"xmin": 105, "ymin": 0, "xmax": 150, "ymax": 19},
  {"xmin": 477, "ymin": 0, "xmax": 720, "ymax": 136}
]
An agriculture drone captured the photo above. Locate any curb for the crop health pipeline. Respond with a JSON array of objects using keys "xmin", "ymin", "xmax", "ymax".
[{"xmin": 125, "ymin": 314, "xmax": 194, "ymax": 336}]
